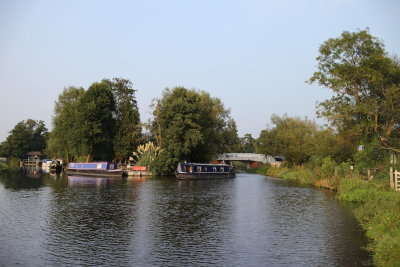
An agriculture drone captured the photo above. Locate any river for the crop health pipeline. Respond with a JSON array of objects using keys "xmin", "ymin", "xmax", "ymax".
[{"xmin": 0, "ymin": 169, "xmax": 372, "ymax": 266}]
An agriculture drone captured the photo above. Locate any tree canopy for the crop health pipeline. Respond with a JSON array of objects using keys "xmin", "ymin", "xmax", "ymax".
[
  {"xmin": 150, "ymin": 87, "xmax": 240, "ymax": 175},
  {"xmin": 0, "ymin": 119, "xmax": 48, "ymax": 159},
  {"xmin": 255, "ymin": 114, "xmax": 346, "ymax": 165},
  {"xmin": 108, "ymin": 78, "xmax": 142, "ymax": 161},
  {"xmin": 47, "ymin": 78, "xmax": 141, "ymax": 162},
  {"xmin": 309, "ymin": 28, "xmax": 400, "ymax": 152}
]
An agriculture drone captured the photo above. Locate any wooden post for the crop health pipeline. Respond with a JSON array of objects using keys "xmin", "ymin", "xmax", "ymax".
[
  {"xmin": 395, "ymin": 171, "xmax": 400, "ymax": 191},
  {"xmin": 390, "ymin": 167, "xmax": 394, "ymax": 190}
]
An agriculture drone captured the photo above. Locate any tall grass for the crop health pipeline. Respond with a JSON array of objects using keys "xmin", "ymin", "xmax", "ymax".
[{"xmin": 338, "ymin": 178, "xmax": 400, "ymax": 266}]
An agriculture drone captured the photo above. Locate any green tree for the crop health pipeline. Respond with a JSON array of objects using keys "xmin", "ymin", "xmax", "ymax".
[
  {"xmin": 195, "ymin": 91, "xmax": 240, "ymax": 159},
  {"xmin": 151, "ymin": 87, "xmax": 203, "ymax": 174},
  {"xmin": 78, "ymin": 81, "xmax": 116, "ymax": 161},
  {"xmin": 0, "ymin": 119, "xmax": 48, "ymax": 158},
  {"xmin": 150, "ymin": 87, "xmax": 239, "ymax": 175},
  {"xmin": 255, "ymin": 114, "xmax": 342, "ymax": 165},
  {"xmin": 47, "ymin": 86, "xmax": 85, "ymax": 161},
  {"xmin": 308, "ymin": 28, "xmax": 400, "ymax": 152},
  {"xmin": 106, "ymin": 78, "xmax": 142, "ymax": 162},
  {"xmin": 239, "ymin": 134, "xmax": 255, "ymax": 153}
]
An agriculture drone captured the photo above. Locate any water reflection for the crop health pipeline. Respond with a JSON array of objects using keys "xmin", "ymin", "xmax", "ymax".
[
  {"xmin": 0, "ymin": 172, "xmax": 372, "ymax": 266},
  {"xmin": 44, "ymin": 175, "xmax": 136, "ymax": 266},
  {"xmin": 0, "ymin": 170, "xmax": 44, "ymax": 190},
  {"xmin": 67, "ymin": 175, "xmax": 123, "ymax": 186},
  {"xmin": 130, "ymin": 178, "xmax": 235, "ymax": 266}
]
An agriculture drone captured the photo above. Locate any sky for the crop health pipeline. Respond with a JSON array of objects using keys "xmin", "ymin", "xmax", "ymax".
[{"xmin": 0, "ymin": 0, "xmax": 399, "ymax": 142}]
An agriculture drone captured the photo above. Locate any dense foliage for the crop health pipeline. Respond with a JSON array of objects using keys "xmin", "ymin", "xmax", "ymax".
[
  {"xmin": 47, "ymin": 78, "xmax": 141, "ymax": 162},
  {"xmin": 0, "ymin": 119, "xmax": 48, "ymax": 158},
  {"xmin": 255, "ymin": 114, "xmax": 346, "ymax": 165},
  {"xmin": 108, "ymin": 78, "xmax": 142, "ymax": 161},
  {"xmin": 308, "ymin": 28, "xmax": 400, "ymax": 153},
  {"xmin": 150, "ymin": 87, "xmax": 240, "ymax": 175}
]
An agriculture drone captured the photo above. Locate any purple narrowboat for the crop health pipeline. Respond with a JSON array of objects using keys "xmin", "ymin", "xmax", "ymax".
[{"xmin": 67, "ymin": 162, "xmax": 123, "ymax": 177}]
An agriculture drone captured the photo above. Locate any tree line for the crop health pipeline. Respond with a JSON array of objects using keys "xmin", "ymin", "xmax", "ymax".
[
  {"xmin": 257, "ymin": 29, "xmax": 399, "ymax": 170},
  {"xmin": 0, "ymin": 80, "xmax": 249, "ymax": 174},
  {"xmin": 1, "ymin": 28, "xmax": 398, "ymax": 175}
]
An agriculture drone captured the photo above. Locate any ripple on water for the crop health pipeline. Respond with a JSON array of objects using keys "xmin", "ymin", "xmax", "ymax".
[{"xmin": 0, "ymin": 173, "xmax": 372, "ymax": 266}]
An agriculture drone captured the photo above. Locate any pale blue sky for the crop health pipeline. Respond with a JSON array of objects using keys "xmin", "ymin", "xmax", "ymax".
[{"xmin": 0, "ymin": 0, "xmax": 399, "ymax": 142}]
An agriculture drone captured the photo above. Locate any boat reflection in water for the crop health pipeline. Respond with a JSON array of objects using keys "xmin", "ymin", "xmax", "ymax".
[
  {"xmin": 67, "ymin": 175, "xmax": 122, "ymax": 186},
  {"xmin": 23, "ymin": 166, "xmax": 45, "ymax": 179}
]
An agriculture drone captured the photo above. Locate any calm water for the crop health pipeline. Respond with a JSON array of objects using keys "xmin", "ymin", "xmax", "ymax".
[{"xmin": 0, "ymin": 169, "xmax": 372, "ymax": 266}]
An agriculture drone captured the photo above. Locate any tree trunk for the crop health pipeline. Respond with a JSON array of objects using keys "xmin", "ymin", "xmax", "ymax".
[{"xmin": 354, "ymin": 80, "xmax": 359, "ymax": 103}]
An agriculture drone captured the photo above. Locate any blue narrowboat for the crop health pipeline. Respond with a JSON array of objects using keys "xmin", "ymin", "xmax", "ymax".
[
  {"xmin": 175, "ymin": 162, "xmax": 235, "ymax": 180},
  {"xmin": 67, "ymin": 162, "xmax": 123, "ymax": 177}
]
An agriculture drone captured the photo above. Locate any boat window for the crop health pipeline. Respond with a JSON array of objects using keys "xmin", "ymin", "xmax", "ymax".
[
  {"xmin": 213, "ymin": 167, "xmax": 217, "ymax": 172},
  {"xmin": 197, "ymin": 166, "xmax": 202, "ymax": 172},
  {"xmin": 220, "ymin": 167, "xmax": 224, "ymax": 172}
]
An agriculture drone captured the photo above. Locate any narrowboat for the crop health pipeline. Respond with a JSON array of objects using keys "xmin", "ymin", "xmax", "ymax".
[
  {"xmin": 67, "ymin": 162, "xmax": 123, "ymax": 177},
  {"xmin": 175, "ymin": 162, "xmax": 235, "ymax": 180}
]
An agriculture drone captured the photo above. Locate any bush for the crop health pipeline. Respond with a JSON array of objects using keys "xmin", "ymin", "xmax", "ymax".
[
  {"xmin": 232, "ymin": 161, "xmax": 247, "ymax": 171},
  {"xmin": 279, "ymin": 166, "xmax": 316, "ymax": 185},
  {"xmin": 321, "ymin": 157, "xmax": 337, "ymax": 178},
  {"xmin": 7, "ymin": 158, "xmax": 21, "ymax": 170},
  {"xmin": 334, "ymin": 161, "xmax": 352, "ymax": 178}
]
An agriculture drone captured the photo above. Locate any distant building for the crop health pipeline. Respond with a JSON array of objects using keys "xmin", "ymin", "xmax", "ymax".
[{"xmin": 25, "ymin": 151, "xmax": 43, "ymax": 165}]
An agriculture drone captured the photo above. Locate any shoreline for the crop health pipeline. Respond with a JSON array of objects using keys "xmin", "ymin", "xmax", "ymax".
[{"xmin": 256, "ymin": 166, "xmax": 400, "ymax": 266}]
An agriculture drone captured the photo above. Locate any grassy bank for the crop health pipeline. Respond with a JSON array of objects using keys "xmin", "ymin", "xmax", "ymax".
[
  {"xmin": 338, "ymin": 178, "xmax": 400, "ymax": 266},
  {"xmin": 259, "ymin": 163, "xmax": 400, "ymax": 266},
  {"xmin": 0, "ymin": 162, "xmax": 8, "ymax": 172}
]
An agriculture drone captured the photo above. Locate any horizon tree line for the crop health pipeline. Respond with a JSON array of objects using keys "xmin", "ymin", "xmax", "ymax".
[{"xmin": 0, "ymin": 29, "xmax": 398, "ymax": 175}]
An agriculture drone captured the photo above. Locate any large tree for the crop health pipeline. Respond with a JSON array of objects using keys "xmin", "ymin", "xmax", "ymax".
[
  {"xmin": 47, "ymin": 86, "xmax": 86, "ymax": 161},
  {"xmin": 106, "ymin": 78, "xmax": 142, "ymax": 162},
  {"xmin": 77, "ymin": 81, "xmax": 116, "ymax": 161},
  {"xmin": 0, "ymin": 119, "xmax": 48, "ymax": 158},
  {"xmin": 308, "ymin": 29, "xmax": 400, "ymax": 152},
  {"xmin": 48, "ymin": 78, "xmax": 141, "ymax": 162},
  {"xmin": 150, "ymin": 87, "xmax": 239, "ymax": 175}
]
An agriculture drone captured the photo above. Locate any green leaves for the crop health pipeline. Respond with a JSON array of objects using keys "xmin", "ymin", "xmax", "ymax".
[
  {"xmin": 48, "ymin": 78, "xmax": 142, "ymax": 162},
  {"xmin": 0, "ymin": 120, "xmax": 48, "ymax": 158},
  {"xmin": 150, "ymin": 87, "xmax": 239, "ymax": 175},
  {"xmin": 255, "ymin": 114, "xmax": 346, "ymax": 165},
  {"xmin": 309, "ymin": 29, "xmax": 400, "ymax": 152}
]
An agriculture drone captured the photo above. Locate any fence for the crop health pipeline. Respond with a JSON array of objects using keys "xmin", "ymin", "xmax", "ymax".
[{"xmin": 390, "ymin": 168, "xmax": 400, "ymax": 191}]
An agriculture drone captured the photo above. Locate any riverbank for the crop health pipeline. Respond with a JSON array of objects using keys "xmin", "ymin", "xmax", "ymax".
[
  {"xmin": 0, "ymin": 162, "xmax": 8, "ymax": 172},
  {"xmin": 253, "ymin": 164, "xmax": 400, "ymax": 266}
]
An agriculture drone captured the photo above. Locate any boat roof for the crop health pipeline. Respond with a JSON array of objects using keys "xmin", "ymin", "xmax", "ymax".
[{"xmin": 179, "ymin": 162, "xmax": 230, "ymax": 166}]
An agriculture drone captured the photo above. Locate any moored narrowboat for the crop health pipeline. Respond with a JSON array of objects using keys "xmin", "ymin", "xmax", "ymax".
[
  {"xmin": 175, "ymin": 162, "xmax": 235, "ymax": 180},
  {"xmin": 67, "ymin": 162, "xmax": 123, "ymax": 177}
]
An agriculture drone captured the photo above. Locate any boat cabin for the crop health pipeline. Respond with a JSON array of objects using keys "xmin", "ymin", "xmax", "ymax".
[
  {"xmin": 68, "ymin": 162, "xmax": 118, "ymax": 171},
  {"xmin": 177, "ymin": 162, "xmax": 232, "ymax": 174}
]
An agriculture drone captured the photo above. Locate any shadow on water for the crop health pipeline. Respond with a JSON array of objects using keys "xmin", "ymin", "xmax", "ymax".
[{"xmin": 0, "ymin": 168, "xmax": 45, "ymax": 190}]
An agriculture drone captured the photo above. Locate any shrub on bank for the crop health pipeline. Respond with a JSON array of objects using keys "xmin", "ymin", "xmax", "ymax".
[
  {"xmin": 6, "ymin": 158, "xmax": 20, "ymax": 170},
  {"xmin": 247, "ymin": 164, "xmax": 269, "ymax": 175}
]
